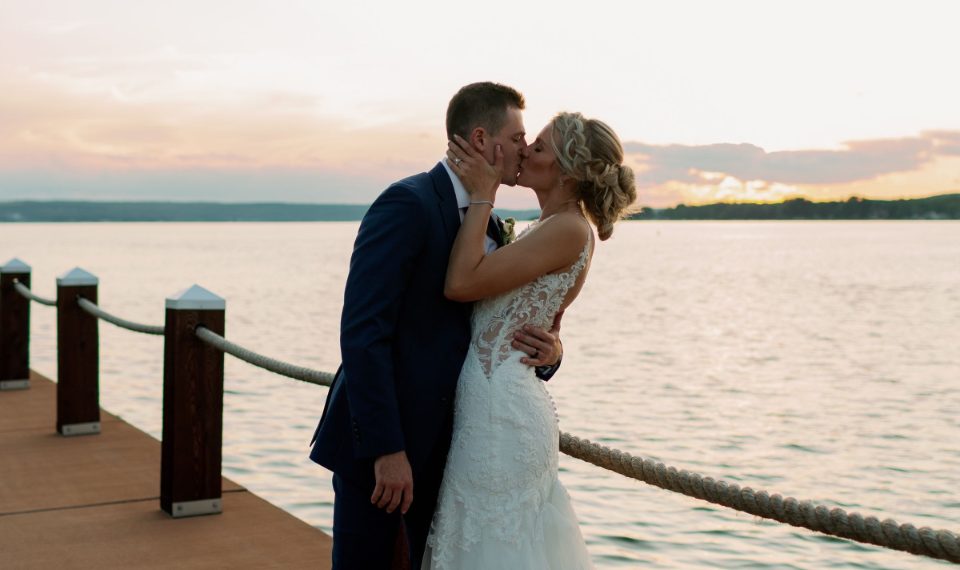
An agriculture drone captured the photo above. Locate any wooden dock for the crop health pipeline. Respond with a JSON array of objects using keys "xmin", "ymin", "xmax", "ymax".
[{"xmin": 0, "ymin": 371, "xmax": 332, "ymax": 569}]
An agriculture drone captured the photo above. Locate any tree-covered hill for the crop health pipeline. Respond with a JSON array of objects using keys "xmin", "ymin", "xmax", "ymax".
[
  {"xmin": 0, "ymin": 201, "xmax": 541, "ymax": 222},
  {"xmin": 633, "ymin": 194, "xmax": 960, "ymax": 220}
]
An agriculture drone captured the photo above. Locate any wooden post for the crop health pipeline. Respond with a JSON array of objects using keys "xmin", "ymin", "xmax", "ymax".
[
  {"xmin": 161, "ymin": 284, "xmax": 225, "ymax": 518},
  {"xmin": 56, "ymin": 268, "xmax": 101, "ymax": 436},
  {"xmin": 0, "ymin": 258, "xmax": 32, "ymax": 390}
]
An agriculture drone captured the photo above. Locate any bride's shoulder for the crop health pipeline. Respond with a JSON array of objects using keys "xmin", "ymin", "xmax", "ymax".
[
  {"xmin": 531, "ymin": 213, "xmax": 592, "ymax": 252},
  {"xmin": 541, "ymin": 212, "xmax": 591, "ymax": 239}
]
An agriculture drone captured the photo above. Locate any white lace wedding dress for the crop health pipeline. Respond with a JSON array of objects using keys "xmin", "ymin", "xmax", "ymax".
[{"xmin": 424, "ymin": 220, "xmax": 593, "ymax": 569}]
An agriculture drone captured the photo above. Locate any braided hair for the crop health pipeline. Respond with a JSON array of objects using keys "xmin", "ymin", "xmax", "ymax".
[{"xmin": 549, "ymin": 112, "xmax": 637, "ymax": 240}]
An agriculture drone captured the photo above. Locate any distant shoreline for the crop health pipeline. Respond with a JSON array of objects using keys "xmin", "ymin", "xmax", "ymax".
[
  {"xmin": 0, "ymin": 201, "xmax": 541, "ymax": 223},
  {"xmin": 634, "ymin": 194, "xmax": 959, "ymax": 220},
  {"xmin": 0, "ymin": 194, "xmax": 957, "ymax": 222}
]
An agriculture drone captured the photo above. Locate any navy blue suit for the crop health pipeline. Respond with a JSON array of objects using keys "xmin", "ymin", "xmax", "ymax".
[{"xmin": 310, "ymin": 162, "xmax": 556, "ymax": 568}]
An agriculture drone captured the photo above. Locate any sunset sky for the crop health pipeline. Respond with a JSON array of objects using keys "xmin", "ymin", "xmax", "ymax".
[{"xmin": 2, "ymin": 0, "xmax": 959, "ymax": 208}]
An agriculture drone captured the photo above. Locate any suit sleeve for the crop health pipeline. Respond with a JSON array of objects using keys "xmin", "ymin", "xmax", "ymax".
[
  {"xmin": 340, "ymin": 185, "xmax": 427, "ymax": 459},
  {"xmin": 535, "ymin": 354, "xmax": 562, "ymax": 381}
]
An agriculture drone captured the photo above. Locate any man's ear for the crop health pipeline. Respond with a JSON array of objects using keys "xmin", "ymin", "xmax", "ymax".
[{"xmin": 468, "ymin": 127, "xmax": 487, "ymax": 153}]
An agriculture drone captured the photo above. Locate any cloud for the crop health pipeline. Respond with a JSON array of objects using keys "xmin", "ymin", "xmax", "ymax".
[
  {"xmin": 0, "ymin": 72, "xmax": 443, "ymax": 178},
  {"xmin": 625, "ymin": 131, "xmax": 960, "ymax": 186},
  {"xmin": 688, "ymin": 177, "xmax": 801, "ymax": 204},
  {"xmin": 0, "ymin": 70, "xmax": 448, "ymax": 203},
  {"xmin": 925, "ymin": 130, "xmax": 960, "ymax": 156}
]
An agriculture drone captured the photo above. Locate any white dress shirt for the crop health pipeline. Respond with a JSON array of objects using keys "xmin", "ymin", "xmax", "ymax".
[{"xmin": 441, "ymin": 158, "xmax": 498, "ymax": 254}]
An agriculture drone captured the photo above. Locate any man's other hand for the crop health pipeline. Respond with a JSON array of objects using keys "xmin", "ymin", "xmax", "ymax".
[
  {"xmin": 371, "ymin": 450, "xmax": 414, "ymax": 514},
  {"xmin": 515, "ymin": 310, "xmax": 564, "ymax": 367}
]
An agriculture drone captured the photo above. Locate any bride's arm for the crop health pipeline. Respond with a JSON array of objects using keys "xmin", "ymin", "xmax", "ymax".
[
  {"xmin": 446, "ymin": 212, "xmax": 588, "ymax": 301},
  {"xmin": 444, "ymin": 137, "xmax": 589, "ymax": 302},
  {"xmin": 445, "ymin": 138, "xmax": 499, "ymax": 301}
]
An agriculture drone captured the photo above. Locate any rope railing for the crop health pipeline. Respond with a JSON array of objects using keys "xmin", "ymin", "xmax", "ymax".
[
  {"xmin": 12, "ymin": 280, "xmax": 56, "ymax": 307},
  {"xmin": 559, "ymin": 433, "xmax": 960, "ymax": 564},
  {"xmin": 191, "ymin": 325, "xmax": 960, "ymax": 564},
  {"xmin": 195, "ymin": 326, "xmax": 334, "ymax": 387},
  {"xmin": 77, "ymin": 297, "xmax": 165, "ymax": 336}
]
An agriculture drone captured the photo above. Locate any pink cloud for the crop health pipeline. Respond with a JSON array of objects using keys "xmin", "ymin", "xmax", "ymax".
[{"xmin": 625, "ymin": 131, "xmax": 959, "ymax": 186}]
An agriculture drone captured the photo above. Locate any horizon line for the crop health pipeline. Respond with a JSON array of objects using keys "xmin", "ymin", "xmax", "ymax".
[{"xmin": 1, "ymin": 191, "xmax": 957, "ymax": 210}]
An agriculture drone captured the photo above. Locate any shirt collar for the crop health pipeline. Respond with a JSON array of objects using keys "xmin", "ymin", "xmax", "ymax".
[{"xmin": 440, "ymin": 157, "xmax": 472, "ymax": 210}]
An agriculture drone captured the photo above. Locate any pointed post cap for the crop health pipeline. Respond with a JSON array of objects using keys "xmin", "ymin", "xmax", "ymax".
[
  {"xmin": 56, "ymin": 267, "xmax": 99, "ymax": 286},
  {"xmin": 1, "ymin": 258, "xmax": 32, "ymax": 274},
  {"xmin": 166, "ymin": 284, "xmax": 226, "ymax": 310}
]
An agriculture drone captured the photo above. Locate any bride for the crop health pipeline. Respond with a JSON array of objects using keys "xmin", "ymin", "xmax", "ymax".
[{"xmin": 423, "ymin": 111, "xmax": 637, "ymax": 569}]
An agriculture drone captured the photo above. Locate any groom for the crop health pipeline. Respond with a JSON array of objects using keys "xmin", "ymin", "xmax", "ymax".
[{"xmin": 309, "ymin": 82, "xmax": 563, "ymax": 569}]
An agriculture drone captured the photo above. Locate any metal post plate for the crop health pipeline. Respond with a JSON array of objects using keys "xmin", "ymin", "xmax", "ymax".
[
  {"xmin": 61, "ymin": 422, "xmax": 101, "ymax": 436},
  {"xmin": 0, "ymin": 379, "xmax": 30, "ymax": 390},
  {"xmin": 171, "ymin": 498, "xmax": 222, "ymax": 518}
]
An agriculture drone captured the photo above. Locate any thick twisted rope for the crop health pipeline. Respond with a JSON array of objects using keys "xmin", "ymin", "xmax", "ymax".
[
  {"xmin": 194, "ymin": 326, "xmax": 334, "ymax": 387},
  {"xmin": 559, "ymin": 433, "xmax": 960, "ymax": 564},
  {"xmin": 76, "ymin": 297, "xmax": 165, "ymax": 335},
  {"xmin": 12, "ymin": 280, "xmax": 57, "ymax": 306}
]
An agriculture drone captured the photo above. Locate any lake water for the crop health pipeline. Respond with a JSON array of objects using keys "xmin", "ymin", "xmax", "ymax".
[{"xmin": 3, "ymin": 220, "xmax": 958, "ymax": 569}]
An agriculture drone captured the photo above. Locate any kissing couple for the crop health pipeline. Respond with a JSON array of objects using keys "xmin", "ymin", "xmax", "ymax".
[{"xmin": 310, "ymin": 81, "xmax": 636, "ymax": 569}]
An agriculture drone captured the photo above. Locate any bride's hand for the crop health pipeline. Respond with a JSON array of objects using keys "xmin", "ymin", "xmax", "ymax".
[{"xmin": 447, "ymin": 134, "xmax": 502, "ymax": 202}]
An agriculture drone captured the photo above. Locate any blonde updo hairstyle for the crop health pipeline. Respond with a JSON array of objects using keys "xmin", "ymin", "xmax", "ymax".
[{"xmin": 549, "ymin": 112, "xmax": 637, "ymax": 240}]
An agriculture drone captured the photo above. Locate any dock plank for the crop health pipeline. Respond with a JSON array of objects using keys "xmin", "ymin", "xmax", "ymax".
[
  {"xmin": 0, "ymin": 492, "xmax": 330, "ymax": 569},
  {"xmin": 0, "ymin": 371, "xmax": 70, "ymax": 433},
  {"xmin": 0, "ymin": 372, "xmax": 331, "ymax": 568}
]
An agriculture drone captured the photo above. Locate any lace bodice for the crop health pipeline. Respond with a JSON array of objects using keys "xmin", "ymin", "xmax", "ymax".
[{"xmin": 472, "ymin": 218, "xmax": 591, "ymax": 377}]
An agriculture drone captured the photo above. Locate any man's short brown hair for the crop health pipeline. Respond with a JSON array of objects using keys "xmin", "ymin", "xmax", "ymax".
[{"xmin": 445, "ymin": 82, "xmax": 525, "ymax": 140}]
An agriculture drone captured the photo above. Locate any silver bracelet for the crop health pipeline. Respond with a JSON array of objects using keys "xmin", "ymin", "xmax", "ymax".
[{"xmin": 469, "ymin": 200, "xmax": 495, "ymax": 207}]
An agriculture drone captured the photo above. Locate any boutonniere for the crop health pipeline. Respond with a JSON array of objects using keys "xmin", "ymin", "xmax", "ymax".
[{"xmin": 501, "ymin": 217, "xmax": 517, "ymax": 244}]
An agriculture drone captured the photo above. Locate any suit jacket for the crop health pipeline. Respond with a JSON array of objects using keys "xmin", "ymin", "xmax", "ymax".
[{"xmin": 309, "ymin": 162, "xmax": 556, "ymax": 486}]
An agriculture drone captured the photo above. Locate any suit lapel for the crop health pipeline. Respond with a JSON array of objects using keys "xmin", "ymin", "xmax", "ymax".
[
  {"xmin": 430, "ymin": 162, "xmax": 460, "ymax": 245},
  {"xmin": 486, "ymin": 215, "xmax": 504, "ymax": 247},
  {"xmin": 430, "ymin": 161, "xmax": 504, "ymax": 249}
]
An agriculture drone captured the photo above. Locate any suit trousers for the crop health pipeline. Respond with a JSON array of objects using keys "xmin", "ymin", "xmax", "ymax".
[{"xmin": 331, "ymin": 416, "xmax": 452, "ymax": 569}]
